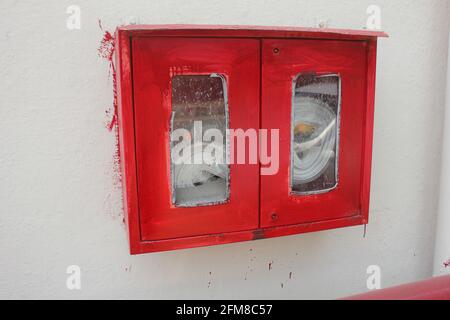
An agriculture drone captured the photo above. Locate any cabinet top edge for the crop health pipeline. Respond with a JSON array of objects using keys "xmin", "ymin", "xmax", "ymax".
[{"xmin": 116, "ymin": 24, "xmax": 388, "ymax": 40}]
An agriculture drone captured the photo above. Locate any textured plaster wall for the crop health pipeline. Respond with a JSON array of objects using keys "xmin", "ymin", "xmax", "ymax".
[{"xmin": 0, "ymin": 0, "xmax": 449, "ymax": 299}]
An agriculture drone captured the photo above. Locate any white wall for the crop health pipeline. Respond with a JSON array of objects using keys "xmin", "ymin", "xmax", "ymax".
[
  {"xmin": 0, "ymin": 0, "xmax": 449, "ymax": 299},
  {"xmin": 434, "ymin": 23, "xmax": 450, "ymax": 276}
]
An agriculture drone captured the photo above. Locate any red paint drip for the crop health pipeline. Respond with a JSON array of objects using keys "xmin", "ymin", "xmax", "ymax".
[
  {"xmin": 98, "ymin": 20, "xmax": 123, "ymax": 217},
  {"xmin": 98, "ymin": 20, "xmax": 115, "ymax": 61},
  {"xmin": 98, "ymin": 19, "xmax": 117, "ymax": 133},
  {"xmin": 444, "ymin": 259, "xmax": 450, "ymax": 268}
]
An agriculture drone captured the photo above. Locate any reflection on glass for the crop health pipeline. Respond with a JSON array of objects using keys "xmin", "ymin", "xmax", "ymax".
[
  {"xmin": 291, "ymin": 74, "xmax": 340, "ymax": 194},
  {"xmin": 171, "ymin": 74, "xmax": 229, "ymax": 206}
]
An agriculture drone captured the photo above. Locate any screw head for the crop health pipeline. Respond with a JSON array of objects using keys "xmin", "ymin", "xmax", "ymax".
[
  {"xmin": 271, "ymin": 213, "xmax": 278, "ymax": 221},
  {"xmin": 273, "ymin": 48, "xmax": 280, "ymax": 54}
]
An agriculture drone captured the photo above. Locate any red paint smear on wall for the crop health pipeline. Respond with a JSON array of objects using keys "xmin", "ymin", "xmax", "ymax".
[
  {"xmin": 98, "ymin": 19, "xmax": 118, "ymax": 133},
  {"xmin": 98, "ymin": 19, "xmax": 120, "ymax": 155},
  {"xmin": 98, "ymin": 20, "xmax": 123, "ymax": 218},
  {"xmin": 444, "ymin": 259, "xmax": 450, "ymax": 268}
]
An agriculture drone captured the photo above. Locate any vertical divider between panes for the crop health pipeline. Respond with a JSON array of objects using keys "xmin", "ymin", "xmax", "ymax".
[{"xmin": 258, "ymin": 39, "xmax": 263, "ymax": 229}]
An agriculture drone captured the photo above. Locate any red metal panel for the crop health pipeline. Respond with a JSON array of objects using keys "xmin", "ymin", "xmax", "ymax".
[
  {"xmin": 132, "ymin": 37, "xmax": 260, "ymax": 241},
  {"xmin": 115, "ymin": 29, "xmax": 141, "ymax": 254},
  {"xmin": 135, "ymin": 215, "xmax": 365, "ymax": 254},
  {"xmin": 345, "ymin": 275, "xmax": 450, "ymax": 300},
  {"xmin": 260, "ymin": 39, "xmax": 368, "ymax": 228},
  {"xmin": 360, "ymin": 39, "xmax": 378, "ymax": 224}
]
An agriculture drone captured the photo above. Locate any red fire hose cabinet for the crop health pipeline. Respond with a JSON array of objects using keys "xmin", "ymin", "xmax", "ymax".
[{"xmin": 115, "ymin": 25, "xmax": 387, "ymax": 254}]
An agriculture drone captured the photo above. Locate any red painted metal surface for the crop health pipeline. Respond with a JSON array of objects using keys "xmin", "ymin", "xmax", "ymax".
[
  {"xmin": 115, "ymin": 25, "xmax": 386, "ymax": 254},
  {"xmin": 261, "ymin": 39, "xmax": 368, "ymax": 227},
  {"xmin": 345, "ymin": 275, "xmax": 450, "ymax": 300},
  {"xmin": 132, "ymin": 37, "xmax": 260, "ymax": 241}
]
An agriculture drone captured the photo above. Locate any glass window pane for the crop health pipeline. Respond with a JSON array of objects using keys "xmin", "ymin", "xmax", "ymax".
[
  {"xmin": 291, "ymin": 74, "xmax": 340, "ymax": 194},
  {"xmin": 170, "ymin": 74, "xmax": 229, "ymax": 206}
]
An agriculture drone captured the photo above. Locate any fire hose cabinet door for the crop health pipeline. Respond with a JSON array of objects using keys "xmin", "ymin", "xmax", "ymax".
[
  {"xmin": 260, "ymin": 39, "xmax": 375, "ymax": 229},
  {"xmin": 127, "ymin": 37, "xmax": 260, "ymax": 251}
]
